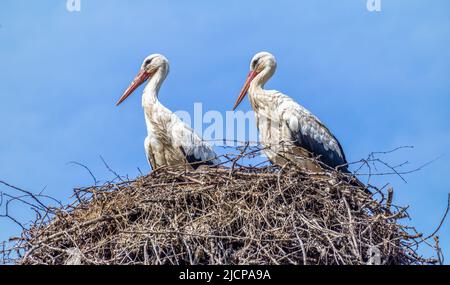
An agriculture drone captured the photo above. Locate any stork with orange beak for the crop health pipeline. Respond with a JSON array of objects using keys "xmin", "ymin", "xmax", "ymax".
[
  {"xmin": 116, "ymin": 54, "xmax": 220, "ymax": 170},
  {"xmin": 233, "ymin": 52, "xmax": 350, "ymax": 173}
]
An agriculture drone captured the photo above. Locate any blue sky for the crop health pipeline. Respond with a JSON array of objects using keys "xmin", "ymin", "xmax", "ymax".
[{"xmin": 1, "ymin": 0, "xmax": 449, "ymax": 262}]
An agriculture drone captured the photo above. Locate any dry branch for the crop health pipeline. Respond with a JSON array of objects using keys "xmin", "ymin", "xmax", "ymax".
[{"xmin": 0, "ymin": 146, "xmax": 445, "ymax": 265}]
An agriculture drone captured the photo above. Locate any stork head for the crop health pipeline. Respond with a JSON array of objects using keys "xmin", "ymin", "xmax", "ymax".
[
  {"xmin": 115, "ymin": 54, "xmax": 169, "ymax": 106},
  {"xmin": 249, "ymin": 52, "xmax": 276, "ymax": 73},
  {"xmin": 233, "ymin": 52, "xmax": 277, "ymax": 110}
]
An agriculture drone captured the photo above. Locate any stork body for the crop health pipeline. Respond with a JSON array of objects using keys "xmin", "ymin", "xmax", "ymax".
[
  {"xmin": 233, "ymin": 52, "xmax": 348, "ymax": 173},
  {"xmin": 116, "ymin": 54, "xmax": 220, "ymax": 170}
]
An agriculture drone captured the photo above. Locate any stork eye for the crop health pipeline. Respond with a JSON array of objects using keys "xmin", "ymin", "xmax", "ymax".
[
  {"xmin": 145, "ymin": 58, "xmax": 153, "ymax": 66},
  {"xmin": 251, "ymin": 59, "xmax": 258, "ymax": 69},
  {"xmin": 252, "ymin": 57, "xmax": 262, "ymax": 70}
]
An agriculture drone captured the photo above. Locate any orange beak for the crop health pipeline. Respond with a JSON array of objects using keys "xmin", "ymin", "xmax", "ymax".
[
  {"xmin": 232, "ymin": 70, "xmax": 257, "ymax": 110},
  {"xmin": 116, "ymin": 69, "xmax": 152, "ymax": 106}
]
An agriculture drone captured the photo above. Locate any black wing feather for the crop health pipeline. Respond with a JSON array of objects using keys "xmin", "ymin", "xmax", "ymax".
[
  {"xmin": 288, "ymin": 116, "xmax": 349, "ymax": 172},
  {"xmin": 179, "ymin": 146, "xmax": 217, "ymax": 170}
]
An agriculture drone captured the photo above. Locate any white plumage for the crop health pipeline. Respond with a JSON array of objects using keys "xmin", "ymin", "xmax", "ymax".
[
  {"xmin": 233, "ymin": 52, "xmax": 349, "ymax": 173},
  {"xmin": 116, "ymin": 54, "xmax": 220, "ymax": 170}
]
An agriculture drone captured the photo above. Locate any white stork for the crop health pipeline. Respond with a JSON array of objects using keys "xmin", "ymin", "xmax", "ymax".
[
  {"xmin": 116, "ymin": 54, "xmax": 220, "ymax": 170},
  {"xmin": 233, "ymin": 52, "xmax": 350, "ymax": 173}
]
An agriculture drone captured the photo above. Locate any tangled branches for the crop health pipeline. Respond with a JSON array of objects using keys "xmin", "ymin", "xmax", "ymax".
[{"xmin": 0, "ymin": 146, "xmax": 447, "ymax": 265}]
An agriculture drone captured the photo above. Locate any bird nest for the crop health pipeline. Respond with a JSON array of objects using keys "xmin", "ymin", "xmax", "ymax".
[{"xmin": 2, "ymin": 158, "xmax": 442, "ymax": 265}]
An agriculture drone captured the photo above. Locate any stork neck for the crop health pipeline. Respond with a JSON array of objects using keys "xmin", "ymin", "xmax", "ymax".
[
  {"xmin": 249, "ymin": 66, "xmax": 274, "ymax": 94},
  {"xmin": 142, "ymin": 68, "xmax": 166, "ymax": 107}
]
